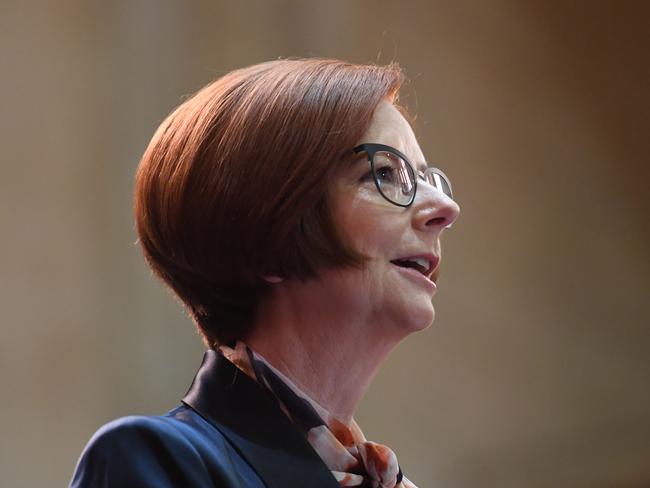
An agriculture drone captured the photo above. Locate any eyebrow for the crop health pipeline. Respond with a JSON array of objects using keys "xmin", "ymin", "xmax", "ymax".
[
  {"xmin": 350, "ymin": 153, "xmax": 369, "ymax": 166},
  {"xmin": 353, "ymin": 143, "xmax": 431, "ymax": 172}
]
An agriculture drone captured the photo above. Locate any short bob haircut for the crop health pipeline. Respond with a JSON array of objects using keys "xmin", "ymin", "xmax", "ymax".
[{"xmin": 134, "ymin": 58, "xmax": 404, "ymax": 348}]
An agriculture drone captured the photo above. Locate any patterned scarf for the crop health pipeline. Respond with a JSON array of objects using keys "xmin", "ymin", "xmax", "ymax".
[{"xmin": 219, "ymin": 341, "xmax": 418, "ymax": 488}]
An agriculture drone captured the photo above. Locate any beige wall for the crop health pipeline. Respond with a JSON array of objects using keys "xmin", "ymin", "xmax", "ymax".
[{"xmin": 1, "ymin": 1, "xmax": 649, "ymax": 486}]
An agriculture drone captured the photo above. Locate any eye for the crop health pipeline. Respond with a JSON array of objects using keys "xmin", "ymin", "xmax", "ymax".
[{"xmin": 375, "ymin": 164, "xmax": 397, "ymax": 183}]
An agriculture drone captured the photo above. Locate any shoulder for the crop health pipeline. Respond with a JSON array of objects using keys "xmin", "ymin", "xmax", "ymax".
[{"xmin": 70, "ymin": 407, "xmax": 251, "ymax": 488}]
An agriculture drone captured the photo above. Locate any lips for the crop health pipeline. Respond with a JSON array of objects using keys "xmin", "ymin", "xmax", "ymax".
[{"xmin": 390, "ymin": 253, "xmax": 439, "ymax": 279}]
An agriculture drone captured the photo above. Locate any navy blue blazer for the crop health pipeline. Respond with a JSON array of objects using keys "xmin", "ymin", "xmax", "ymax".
[{"xmin": 70, "ymin": 351, "xmax": 340, "ymax": 487}]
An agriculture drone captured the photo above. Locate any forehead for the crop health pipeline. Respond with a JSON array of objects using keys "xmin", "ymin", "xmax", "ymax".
[{"xmin": 359, "ymin": 100, "xmax": 425, "ymax": 166}]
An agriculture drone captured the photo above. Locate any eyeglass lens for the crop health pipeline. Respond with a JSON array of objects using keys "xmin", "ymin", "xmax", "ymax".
[
  {"xmin": 372, "ymin": 151, "xmax": 416, "ymax": 206},
  {"xmin": 372, "ymin": 152, "xmax": 453, "ymax": 205},
  {"xmin": 423, "ymin": 169, "xmax": 453, "ymax": 199}
]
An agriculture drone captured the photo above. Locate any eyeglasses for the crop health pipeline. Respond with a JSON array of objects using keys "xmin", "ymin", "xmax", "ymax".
[{"xmin": 353, "ymin": 143, "xmax": 453, "ymax": 207}]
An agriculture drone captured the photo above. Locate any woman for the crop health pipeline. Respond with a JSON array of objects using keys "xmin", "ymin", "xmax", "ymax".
[{"xmin": 71, "ymin": 58, "xmax": 459, "ymax": 488}]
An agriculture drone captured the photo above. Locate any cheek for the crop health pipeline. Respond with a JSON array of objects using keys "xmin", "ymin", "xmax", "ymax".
[
  {"xmin": 337, "ymin": 203, "xmax": 405, "ymax": 257},
  {"xmin": 343, "ymin": 226, "xmax": 393, "ymax": 262}
]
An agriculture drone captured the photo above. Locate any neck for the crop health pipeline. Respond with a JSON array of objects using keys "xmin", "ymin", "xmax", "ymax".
[{"xmin": 243, "ymin": 276, "xmax": 406, "ymax": 425}]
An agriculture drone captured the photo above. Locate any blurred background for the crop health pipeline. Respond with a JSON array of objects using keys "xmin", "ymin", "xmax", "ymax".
[{"xmin": 1, "ymin": 1, "xmax": 649, "ymax": 487}]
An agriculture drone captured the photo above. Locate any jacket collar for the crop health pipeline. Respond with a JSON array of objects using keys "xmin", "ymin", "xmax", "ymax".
[{"xmin": 182, "ymin": 350, "xmax": 340, "ymax": 488}]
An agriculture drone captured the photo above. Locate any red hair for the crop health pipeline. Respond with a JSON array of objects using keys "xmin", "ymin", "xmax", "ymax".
[{"xmin": 134, "ymin": 58, "xmax": 404, "ymax": 347}]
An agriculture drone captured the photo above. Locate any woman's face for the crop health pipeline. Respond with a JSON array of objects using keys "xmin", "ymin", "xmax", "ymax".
[{"xmin": 323, "ymin": 100, "xmax": 460, "ymax": 334}]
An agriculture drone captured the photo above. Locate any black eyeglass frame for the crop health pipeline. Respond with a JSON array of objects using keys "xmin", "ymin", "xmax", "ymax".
[{"xmin": 353, "ymin": 143, "xmax": 454, "ymax": 208}]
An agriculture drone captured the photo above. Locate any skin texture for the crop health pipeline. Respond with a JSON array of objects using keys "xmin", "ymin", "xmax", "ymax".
[{"xmin": 245, "ymin": 100, "xmax": 460, "ymax": 425}]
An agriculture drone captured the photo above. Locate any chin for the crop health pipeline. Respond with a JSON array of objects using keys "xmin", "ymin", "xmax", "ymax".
[
  {"xmin": 413, "ymin": 306, "xmax": 436, "ymax": 331},
  {"xmin": 392, "ymin": 301, "xmax": 436, "ymax": 334}
]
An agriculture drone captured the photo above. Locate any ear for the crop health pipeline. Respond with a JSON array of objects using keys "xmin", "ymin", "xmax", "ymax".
[{"xmin": 262, "ymin": 275, "xmax": 284, "ymax": 284}]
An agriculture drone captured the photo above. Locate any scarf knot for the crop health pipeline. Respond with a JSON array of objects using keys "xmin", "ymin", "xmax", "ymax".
[{"xmin": 219, "ymin": 342, "xmax": 418, "ymax": 488}]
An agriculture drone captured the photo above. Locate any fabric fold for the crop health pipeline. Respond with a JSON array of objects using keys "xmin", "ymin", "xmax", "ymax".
[{"xmin": 219, "ymin": 341, "xmax": 418, "ymax": 488}]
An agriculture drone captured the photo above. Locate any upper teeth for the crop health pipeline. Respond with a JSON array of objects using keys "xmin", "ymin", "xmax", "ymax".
[{"xmin": 413, "ymin": 258, "xmax": 429, "ymax": 272}]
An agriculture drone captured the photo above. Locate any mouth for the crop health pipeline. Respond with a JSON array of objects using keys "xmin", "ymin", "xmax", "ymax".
[{"xmin": 390, "ymin": 254, "xmax": 440, "ymax": 281}]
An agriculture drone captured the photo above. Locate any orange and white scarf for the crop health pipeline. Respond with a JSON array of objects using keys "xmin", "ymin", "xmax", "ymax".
[{"xmin": 219, "ymin": 341, "xmax": 418, "ymax": 488}]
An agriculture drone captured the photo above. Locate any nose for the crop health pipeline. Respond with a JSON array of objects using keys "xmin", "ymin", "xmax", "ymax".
[{"xmin": 411, "ymin": 183, "xmax": 460, "ymax": 231}]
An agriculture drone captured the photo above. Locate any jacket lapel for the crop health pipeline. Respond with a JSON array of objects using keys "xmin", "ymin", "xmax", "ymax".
[{"xmin": 182, "ymin": 350, "xmax": 340, "ymax": 488}]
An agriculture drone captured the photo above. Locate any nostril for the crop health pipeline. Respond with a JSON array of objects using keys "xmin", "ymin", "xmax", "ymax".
[{"xmin": 426, "ymin": 216, "xmax": 447, "ymax": 227}]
